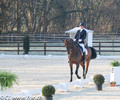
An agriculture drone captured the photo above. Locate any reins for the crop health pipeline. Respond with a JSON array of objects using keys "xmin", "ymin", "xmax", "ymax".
[{"xmin": 67, "ymin": 40, "xmax": 81, "ymax": 57}]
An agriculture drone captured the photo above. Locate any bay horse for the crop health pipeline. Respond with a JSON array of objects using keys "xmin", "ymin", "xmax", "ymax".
[{"xmin": 64, "ymin": 38, "xmax": 97, "ymax": 82}]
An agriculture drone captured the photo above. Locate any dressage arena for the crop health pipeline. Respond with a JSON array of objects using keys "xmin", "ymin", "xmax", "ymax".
[{"xmin": 0, "ymin": 55, "xmax": 120, "ymax": 100}]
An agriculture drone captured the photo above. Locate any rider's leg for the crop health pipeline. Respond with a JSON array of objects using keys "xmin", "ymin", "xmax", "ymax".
[
  {"xmin": 79, "ymin": 44, "xmax": 88, "ymax": 55},
  {"xmin": 79, "ymin": 44, "xmax": 86, "ymax": 63}
]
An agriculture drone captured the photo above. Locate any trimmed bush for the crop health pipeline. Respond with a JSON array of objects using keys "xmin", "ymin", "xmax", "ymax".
[
  {"xmin": 42, "ymin": 85, "xmax": 55, "ymax": 96},
  {"xmin": 23, "ymin": 35, "xmax": 30, "ymax": 54},
  {"xmin": 93, "ymin": 74, "xmax": 105, "ymax": 84},
  {"xmin": 111, "ymin": 60, "xmax": 120, "ymax": 67}
]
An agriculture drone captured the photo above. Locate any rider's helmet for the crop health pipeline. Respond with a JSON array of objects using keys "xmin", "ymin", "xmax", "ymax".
[{"xmin": 79, "ymin": 22, "xmax": 84, "ymax": 26}]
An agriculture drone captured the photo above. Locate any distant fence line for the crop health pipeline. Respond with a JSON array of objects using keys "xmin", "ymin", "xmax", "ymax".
[
  {"xmin": 1, "ymin": 33, "xmax": 120, "ymax": 42},
  {"xmin": 0, "ymin": 33, "xmax": 68, "ymax": 42},
  {"xmin": 0, "ymin": 41, "xmax": 120, "ymax": 55}
]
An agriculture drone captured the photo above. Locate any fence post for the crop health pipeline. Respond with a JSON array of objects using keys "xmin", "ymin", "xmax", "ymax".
[
  {"xmin": 99, "ymin": 42, "xmax": 101, "ymax": 55},
  {"xmin": 17, "ymin": 42, "xmax": 19, "ymax": 55},
  {"xmin": 44, "ymin": 42, "xmax": 46, "ymax": 55}
]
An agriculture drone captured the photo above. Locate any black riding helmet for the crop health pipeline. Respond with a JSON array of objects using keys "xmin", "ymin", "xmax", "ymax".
[{"xmin": 79, "ymin": 22, "xmax": 84, "ymax": 26}]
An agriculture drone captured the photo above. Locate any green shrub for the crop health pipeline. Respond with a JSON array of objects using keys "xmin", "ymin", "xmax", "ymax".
[
  {"xmin": 42, "ymin": 85, "xmax": 55, "ymax": 96},
  {"xmin": 111, "ymin": 60, "xmax": 120, "ymax": 67},
  {"xmin": 93, "ymin": 74, "xmax": 105, "ymax": 84},
  {"xmin": 23, "ymin": 35, "xmax": 30, "ymax": 54},
  {"xmin": 0, "ymin": 71, "xmax": 18, "ymax": 91}
]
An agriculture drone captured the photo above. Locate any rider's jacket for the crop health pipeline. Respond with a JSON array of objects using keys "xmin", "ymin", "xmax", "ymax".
[{"xmin": 74, "ymin": 29, "xmax": 87, "ymax": 44}]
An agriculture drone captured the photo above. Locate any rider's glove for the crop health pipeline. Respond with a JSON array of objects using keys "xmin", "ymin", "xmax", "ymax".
[
  {"xmin": 74, "ymin": 39, "xmax": 76, "ymax": 41},
  {"xmin": 78, "ymin": 39, "xmax": 82, "ymax": 42}
]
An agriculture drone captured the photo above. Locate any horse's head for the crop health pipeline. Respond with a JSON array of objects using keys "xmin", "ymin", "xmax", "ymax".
[{"xmin": 64, "ymin": 38, "xmax": 74, "ymax": 54}]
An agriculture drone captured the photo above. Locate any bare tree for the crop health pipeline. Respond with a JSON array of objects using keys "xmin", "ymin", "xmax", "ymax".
[{"xmin": 1, "ymin": 0, "xmax": 120, "ymax": 33}]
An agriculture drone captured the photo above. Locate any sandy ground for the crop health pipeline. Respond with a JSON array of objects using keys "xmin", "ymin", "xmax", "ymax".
[{"xmin": 0, "ymin": 55, "xmax": 120, "ymax": 100}]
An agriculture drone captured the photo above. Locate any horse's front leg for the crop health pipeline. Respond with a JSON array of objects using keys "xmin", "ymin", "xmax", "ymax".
[
  {"xmin": 82, "ymin": 61, "xmax": 86, "ymax": 79},
  {"xmin": 70, "ymin": 63, "xmax": 73, "ymax": 82},
  {"xmin": 75, "ymin": 64, "xmax": 81, "ymax": 79},
  {"xmin": 83, "ymin": 64, "xmax": 86, "ymax": 79}
]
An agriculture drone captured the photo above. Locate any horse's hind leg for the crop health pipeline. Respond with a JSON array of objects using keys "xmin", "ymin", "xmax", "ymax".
[
  {"xmin": 85, "ymin": 60, "xmax": 90, "ymax": 74},
  {"xmin": 75, "ymin": 64, "xmax": 81, "ymax": 79}
]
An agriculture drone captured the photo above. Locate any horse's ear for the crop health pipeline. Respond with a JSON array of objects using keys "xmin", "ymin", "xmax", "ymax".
[
  {"xmin": 65, "ymin": 38, "xmax": 68, "ymax": 42},
  {"xmin": 61, "ymin": 39, "xmax": 65, "ymax": 42}
]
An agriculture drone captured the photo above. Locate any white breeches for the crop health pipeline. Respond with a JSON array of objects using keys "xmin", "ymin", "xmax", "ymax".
[{"xmin": 79, "ymin": 43, "xmax": 88, "ymax": 55}]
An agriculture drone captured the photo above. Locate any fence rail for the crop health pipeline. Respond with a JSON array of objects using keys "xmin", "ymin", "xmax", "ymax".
[
  {"xmin": 1, "ymin": 33, "xmax": 120, "ymax": 42},
  {"xmin": 0, "ymin": 41, "xmax": 120, "ymax": 55}
]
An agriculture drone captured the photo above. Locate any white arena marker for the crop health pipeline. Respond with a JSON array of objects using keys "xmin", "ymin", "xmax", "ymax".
[
  {"xmin": 54, "ymin": 83, "xmax": 69, "ymax": 92},
  {"xmin": 22, "ymin": 88, "xmax": 41, "ymax": 96},
  {"xmin": 103, "ymin": 74, "xmax": 110, "ymax": 82},
  {"xmin": 74, "ymin": 79, "xmax": 84, "ymax": 88}
]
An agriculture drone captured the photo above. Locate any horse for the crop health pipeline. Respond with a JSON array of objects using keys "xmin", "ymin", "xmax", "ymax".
[{"xmin": 64, "ymin": 38, "xmax": 97, "ymax": 82}]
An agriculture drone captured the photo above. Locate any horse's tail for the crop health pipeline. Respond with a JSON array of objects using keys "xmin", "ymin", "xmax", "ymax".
[{"xmin": 90, "ymin": 47, "xmax": 97, "ymax": 59}]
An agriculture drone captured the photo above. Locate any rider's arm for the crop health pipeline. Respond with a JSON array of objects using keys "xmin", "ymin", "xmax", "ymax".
[
  {"xmin": 82, "ymin": 30, "xmax": 87, "ymax": 41},
  {"xmin": 74, "ymin": 30, "xmax": 80, "ymax": 42}
]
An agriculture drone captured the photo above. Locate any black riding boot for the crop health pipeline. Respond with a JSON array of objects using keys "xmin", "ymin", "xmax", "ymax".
[{"xmin": 83, "ymin": 52, "xmax": 85, "ymax": 64}]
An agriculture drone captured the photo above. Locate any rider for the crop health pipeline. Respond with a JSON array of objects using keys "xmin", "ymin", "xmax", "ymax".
[{"xmin": 74, "ymin": 22, "xmax": 88, "ymax": 60}]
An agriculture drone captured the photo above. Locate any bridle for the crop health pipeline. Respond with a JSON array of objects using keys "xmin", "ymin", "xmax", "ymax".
[
  {"xmin": 65, "ymin": 38, "xmax": 80, "ymax": 57},
  {"xmin": 66, "ymin": 39, "xmax": 73, "ymax": 55}
]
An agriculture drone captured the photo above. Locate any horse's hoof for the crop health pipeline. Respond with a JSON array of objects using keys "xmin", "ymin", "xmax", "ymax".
[
  {"xmin": 70, "ymin": 80, "xmax": 72, "ymax": 82},
  {"xmin": 83, "ymin": 76, "xmax": 86, "ymax": 79},
  {"xmin": 77, "ymin": 76, "xmax": 81, "ymax": 79}
]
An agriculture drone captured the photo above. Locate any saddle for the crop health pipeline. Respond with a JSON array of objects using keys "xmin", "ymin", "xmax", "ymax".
[{"xmin": 75, "ymin": 42, "xmax": 87, "ymax": 55}]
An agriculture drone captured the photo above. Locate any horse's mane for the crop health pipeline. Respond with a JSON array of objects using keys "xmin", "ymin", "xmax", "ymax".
[{"xmin": 70, "ymin": 39, "xmax": 83, "ymax": 56}]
